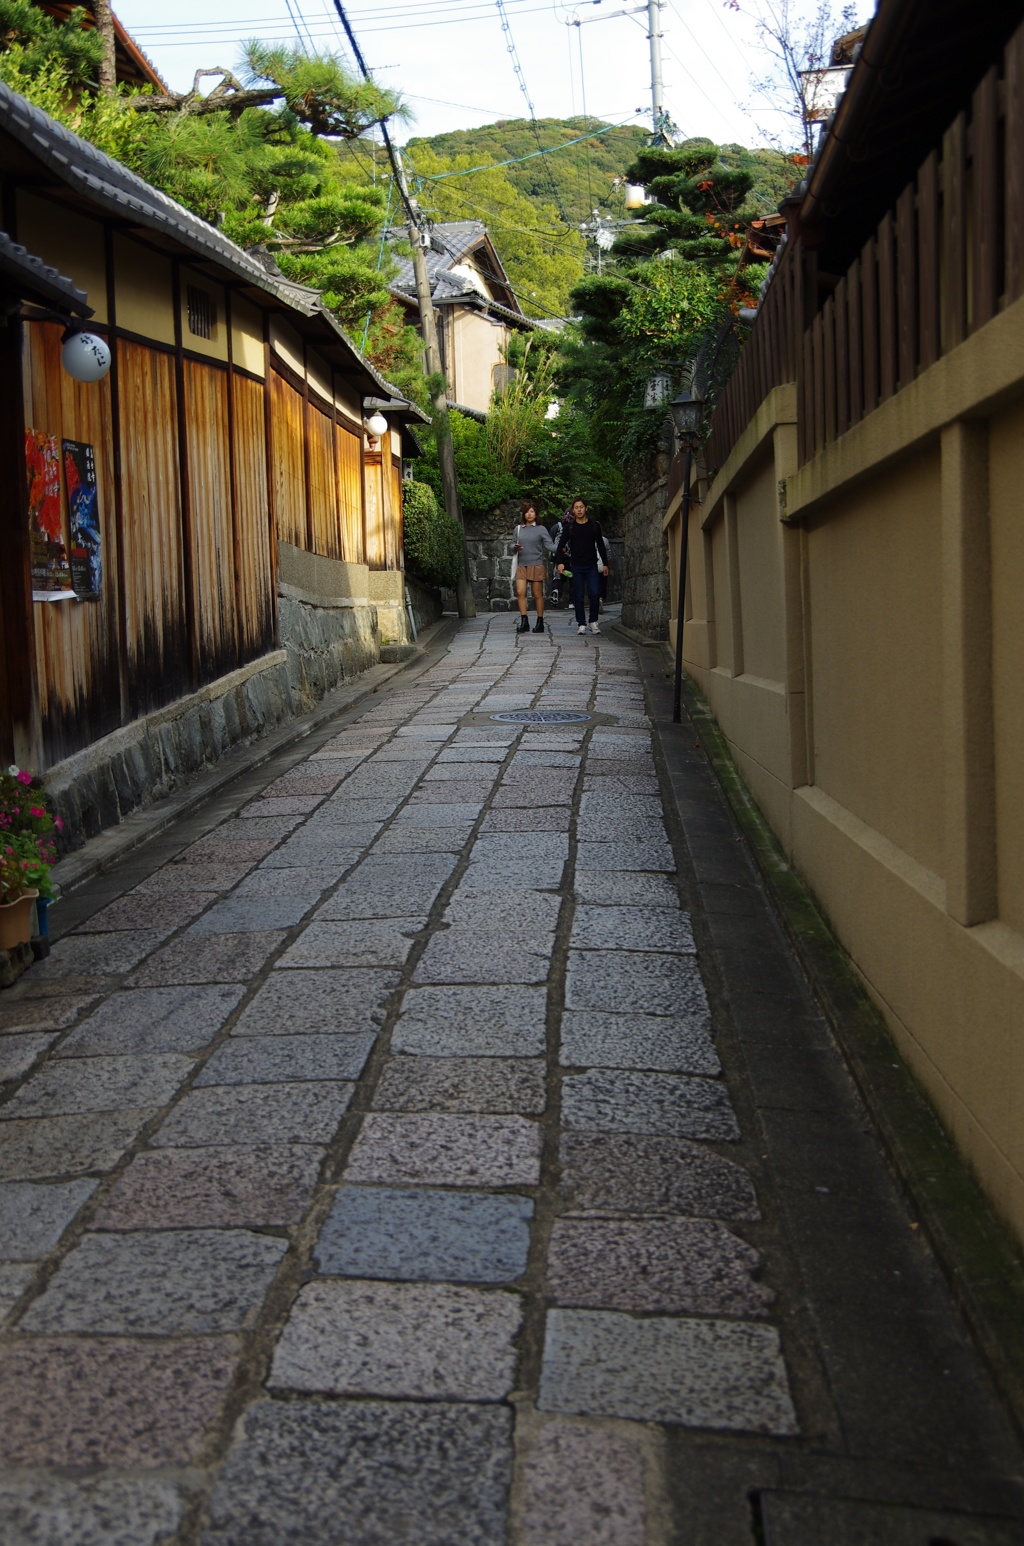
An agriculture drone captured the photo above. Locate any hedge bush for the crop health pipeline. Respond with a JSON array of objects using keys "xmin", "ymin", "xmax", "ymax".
[{"xmin": 402, "ymin": 479, "xmax": 464, "ymax": 590}]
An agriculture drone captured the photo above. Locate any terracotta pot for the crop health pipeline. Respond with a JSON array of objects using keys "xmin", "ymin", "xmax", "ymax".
[{"xmin": 0, "ymin": 889, "xmax": 39, "ymax": 951}]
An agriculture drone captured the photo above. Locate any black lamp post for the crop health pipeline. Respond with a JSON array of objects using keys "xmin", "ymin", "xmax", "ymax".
[{"xmin": 669, "ymin": 389, "xmax": 703, "ymax": 723}]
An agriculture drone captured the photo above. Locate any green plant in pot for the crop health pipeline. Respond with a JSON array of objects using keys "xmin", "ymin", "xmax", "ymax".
[{"xmin": 0, "ymin": 767, "xmax": 62, "ymax": 949}]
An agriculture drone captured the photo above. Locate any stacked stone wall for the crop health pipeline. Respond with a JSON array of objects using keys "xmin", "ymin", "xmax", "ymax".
[{"xmin": 621, "ymin": 440, "xmax": 672, "ymax": 640}]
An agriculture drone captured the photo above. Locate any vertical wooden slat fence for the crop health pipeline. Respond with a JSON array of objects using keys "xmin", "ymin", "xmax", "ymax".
[{"xmin": 708, "ymin": 20, "xmax": 1024, "ymax": 475}]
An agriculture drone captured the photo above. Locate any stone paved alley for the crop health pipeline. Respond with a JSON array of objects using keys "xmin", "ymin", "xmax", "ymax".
[{"xmin": 1, "ymin": 612, "xmax": 1023, "ymax": 1545}]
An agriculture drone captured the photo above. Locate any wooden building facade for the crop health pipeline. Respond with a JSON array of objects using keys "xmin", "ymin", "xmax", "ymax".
[{"xmin": 0, "ymin": 82, "xmax": 421, "ymax": 791}]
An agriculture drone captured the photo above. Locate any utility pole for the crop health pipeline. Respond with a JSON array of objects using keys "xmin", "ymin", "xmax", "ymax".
[
  {"xmin": 331, "ymin": 0, "xmax": 476, "ymax": 618},
  {"xmin": 93, "ymin": 0, "xmax": 117, "ymax": 94},
  {"xmin": 568, "ymin": 2, "xmax": 673, "ymax": 146}
]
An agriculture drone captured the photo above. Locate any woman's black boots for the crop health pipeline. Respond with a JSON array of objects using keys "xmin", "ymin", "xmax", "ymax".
[
  {"xmin": 517, "ymin": 615, "xmax": 530, "ymax": 633},
  {"xmin": 533, "ymin": 617, "xmax": 545, "ymax": 633}
]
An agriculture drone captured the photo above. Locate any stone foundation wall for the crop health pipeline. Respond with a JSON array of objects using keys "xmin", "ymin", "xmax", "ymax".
[
  {"xmin": 47, "ymin": 545, "xmax": 443, "ymax": 849},
  {"xmin": 621, "ymin": 444, "xmax": 672, "ymax": 640},
  {"xmin": 459, "ymin": 501, "xmax": 625, "ymax": 612}
]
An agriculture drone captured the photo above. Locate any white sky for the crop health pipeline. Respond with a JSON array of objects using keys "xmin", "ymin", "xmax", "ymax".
[{"xmin": 115, "ymin": 0, "xmax": 856, "ymax": 151}]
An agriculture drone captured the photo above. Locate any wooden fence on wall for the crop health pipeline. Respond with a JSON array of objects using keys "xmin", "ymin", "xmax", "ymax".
[
  {"xmin": 22, "ymin": 318, "xmax": 375, "ymax": 769},
  {"xmin": 706, "ymin": 20, "xmax": 1024, "ymax": 473}
]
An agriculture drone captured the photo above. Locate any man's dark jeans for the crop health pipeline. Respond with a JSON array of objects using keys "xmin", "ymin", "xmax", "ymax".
[{"xmin": 572, "ymin": 564, "xmax": 601, "ymax": 625}]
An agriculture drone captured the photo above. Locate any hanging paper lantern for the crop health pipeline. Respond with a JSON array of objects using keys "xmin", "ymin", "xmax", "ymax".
[{"xmin": 61, "ymin": 331, "xmax": 111, "ymax": 383}]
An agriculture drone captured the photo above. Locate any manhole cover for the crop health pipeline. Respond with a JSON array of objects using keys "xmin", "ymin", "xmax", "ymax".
[{"xmin": 490, "ymin": 711, "xmax": 591, "ymax": 724}]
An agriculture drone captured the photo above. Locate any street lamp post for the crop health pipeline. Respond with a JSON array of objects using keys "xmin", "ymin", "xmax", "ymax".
[{"xmin": 669, "ymin": 389, "xmax": 703, "ymax": 724}]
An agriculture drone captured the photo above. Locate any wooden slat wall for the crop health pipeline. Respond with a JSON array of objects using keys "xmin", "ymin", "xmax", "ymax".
[
  {"xmin": 307, "ymin": 404, "xmax": 340, "ymax": 559},
  {"xmin": 22, "ymin": 321, "xmax": 121, "ymax": 762},
  {"xmin": 336, "ymin": 420, "xmax": 364, "ymax": 563},
  {"xmin": 184, "ymin": 360, "xmax": 238, "ymax": 684},
  {"xmin": 269, "ymin": 370, "xmax": 306, "ymax": 549},
  {"xmin": 364, "ymin": 450, "xmax": 385, "ymax": 569},
  {"xmin": 389, "ymin": 446, "xmax": 404, "ymax": 572},
  {"xmin": 117, "ymin": 340, "xmax": 189, "ymax": 718},
  {"xmin": 715, "ymin": 16, "xmax": 1024, "ymax": 472},
  {"xmin": 232, "ymin": 375, "xmax": 274, "ymax": 659}
]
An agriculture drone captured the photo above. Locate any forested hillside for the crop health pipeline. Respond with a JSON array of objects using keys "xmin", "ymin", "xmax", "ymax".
[{"xmin": 406, "ymin": 117, "xmax": 648, "ymax": 226}]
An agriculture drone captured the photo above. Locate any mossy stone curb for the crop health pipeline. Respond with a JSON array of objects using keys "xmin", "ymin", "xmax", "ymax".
[{"xmin": 675, "ymin": 669, "xmax": 1024, "ymax": 1444}]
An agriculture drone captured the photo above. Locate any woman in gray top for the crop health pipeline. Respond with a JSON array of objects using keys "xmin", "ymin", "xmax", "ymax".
[{"xmin": 512, "ymin": 501, "xmax": 556, "ymax": 634}]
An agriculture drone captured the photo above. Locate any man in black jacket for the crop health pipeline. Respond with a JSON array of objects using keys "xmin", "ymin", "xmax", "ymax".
[{"xmin": 555, "ymin": 498, "xmax": 610, "ymax": 634}]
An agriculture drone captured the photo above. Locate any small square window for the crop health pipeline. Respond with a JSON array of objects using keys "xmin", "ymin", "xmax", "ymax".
[{"xmin": 187, "ymin": 285, "xmax": 215, "ymax": 339}]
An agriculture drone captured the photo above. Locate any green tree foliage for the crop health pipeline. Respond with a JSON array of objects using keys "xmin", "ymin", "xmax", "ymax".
[
  {"xmin": 401, "ymin": 480, "xmax": 464, "ymax": 589},
  {"xmin": 613, "ymin": 138, "xmax": 762, "ymax": 266},
  {"xmin": 406, "ymin": 118, "xmax": 649, "ymax": 227},
  {"xmin": 0, "ymin": 0, "xmax": 102, "ymax": 89}
]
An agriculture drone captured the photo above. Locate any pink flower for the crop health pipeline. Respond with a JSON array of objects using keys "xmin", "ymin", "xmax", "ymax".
[
  {"xmin": 16, "ymin": 771, "xmax": 32, "ymax": 785},
  {"xmin": 55, "ymin": 818, "xmax": 64, "ymax": 831},
  {"xmin": 29, "ymin": 806, "xmax": 45, "ymax": 818}
]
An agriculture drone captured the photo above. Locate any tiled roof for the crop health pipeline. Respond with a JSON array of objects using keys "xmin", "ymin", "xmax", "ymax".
[
  {"xmin": 0, "ymin": 231, "xmax": 92, "ymax": 314},
  {"xmin": 388, "ymin": 220, "xmax": 522, "ymax": 315},
  {"xmin": 0, "ymin": 81, "xmax": 421, "ymax": 411}
]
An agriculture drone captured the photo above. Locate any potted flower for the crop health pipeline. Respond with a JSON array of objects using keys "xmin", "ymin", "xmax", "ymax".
[{"xmin": 0, "ymin": 766, "xmax": 62, "ymax": 945}]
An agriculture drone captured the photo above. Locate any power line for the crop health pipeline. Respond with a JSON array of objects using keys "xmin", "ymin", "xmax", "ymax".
[
  {"xmin": 494, "ymin": 0, "xmax": 572, "ymax": 224},
  {"xmin": 416, "ymin": 113, "xmax": 639, "ymax": 181}
]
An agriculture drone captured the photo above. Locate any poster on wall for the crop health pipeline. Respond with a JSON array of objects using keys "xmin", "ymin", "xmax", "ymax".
[
  {"xmin": 25, "ymin": 429, "xmax": 74, "ymax": 601},
  {"xmin": 63, "ymin": 439, "xmax": 102, "ymax": 600}
]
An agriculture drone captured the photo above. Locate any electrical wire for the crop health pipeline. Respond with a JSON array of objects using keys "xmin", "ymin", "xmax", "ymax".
[
  {"xmin": 412, "ymin": 115, "xmax": 640, "ymax": 181},
  {"xmin": 664, "ymin": 0, "xmax": 745, "ymax": 104},
  {"xmin": 494, "ymin": 0, "xmax": 572, "ymax": 223}
]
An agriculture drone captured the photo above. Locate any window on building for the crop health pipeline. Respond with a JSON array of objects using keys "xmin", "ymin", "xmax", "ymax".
[
  {"xmin": 492, "ymin": 363, "xmax": 516, "ymax": 393},
  {"xmin": 187, "ymin": 285, "xmax": 215, "ymax": 340}
]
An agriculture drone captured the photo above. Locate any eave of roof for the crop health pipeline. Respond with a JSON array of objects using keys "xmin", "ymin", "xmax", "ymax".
[
  {"xmin": 0, "ymin": 80, "xmax": 419, "ymax": 408},
  {"xmin": 0, "ymin": 230, "xmax": 92, "ymax": 314}
]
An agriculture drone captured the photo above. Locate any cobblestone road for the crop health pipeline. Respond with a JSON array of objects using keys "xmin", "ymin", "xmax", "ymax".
[{"xmin": 1, "ymin": 613, "xmax": 1022, "ymax": 1545}]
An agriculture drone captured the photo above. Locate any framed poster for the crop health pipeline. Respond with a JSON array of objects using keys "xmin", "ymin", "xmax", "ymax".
[
  {"xmin": 63, "ymin": 439, "xmax": 102, "ymax": 600},
  {"xmin": 26, "ymin": 429, "xmax": 74, "ymax": 600}
]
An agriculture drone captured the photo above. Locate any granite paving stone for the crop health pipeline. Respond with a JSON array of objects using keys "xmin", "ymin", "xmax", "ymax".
[
  {"xmin": 422, "ymin": 764, "xmax": 503, "ymax": 783},
  {"xmin": 546, "ymin": 1217, "xmax": 772, "ymax": 1316},
  {"xmin": 573, "ymin": 870, "xmax": 679, "ymax": 908},
  {"xmin": 373, "ymin": 1055, "xmax": 546, "ymax": 1114},
  {"xmin": 260, "ymin": 841, "xmax": 361, "ymax": 870},
  {"xmin": 32, "ymin": 931, "xmax": 171, "ymax": 980},
  {"xmin": 308, "ymin": 798, "xmax": 400, "ymax": 822},
  {"xmin": 482, "ymin": 806, "xmax": 573, "ymax": 832},
  {"xmin": 269, "ymin": 1279, "xmax": 523, "ymax": 1400},
  {"xmin": 0, "ymin": 1179, "xmax": 98, "ymax": 1260},
  {"xmin": 93, "ymin": 1145, "xmax": 324, "ymax": 1229},
  {"xmin": 280, "ymin": 821, "xmax": 383, "ymax": 848},
  {"xmin": 232, "ymin": 969, "xmax": 397, "ymax": 1035},
  {"xmin": 128, "ymin": 931, "xmax": 287, "ymax": 986},
  {"xmin": 511, "ymin": 752, "xmax": 581, "ymax": 769},
  {"xmin": 0, "ymin": 1111, "xmax": 158, "ymax": 1180},
  {"xmin": 516, "ymin": 1420, "xmax": 647, "ymax": 1546},
  {"xmin": 435, "ymin": 747, "xmax": 508, "ymax": 763},
  {"xmin": 0, "ymin": 1033, "xmax": 57, "ymax": 1081},
  {"xmin": 343, "ymin": 1112, "xmax": 543, "ymax": 1186},
  {"xmin": 317, "ymin": 884, "xmax": 442, "ymax": 921},
  {"xmin": 186, "ymin": 897, "xmax": 317, "ymax": 935},
  {"xmin": 472, "ymin": 832, "xmax": 569, "ymax": 863},
  {"xmin": 21, "ymin": 1228, "xmax": 287, "ymax": 1334},
  {"xmin": 414, "ymin": 930, "xmax": 553, "ymax": 985},
  {"xmin": 390, "ymin": 802, "xmax": 483, "ymax": 827},
  {"xmin": 203, "ymin": 1399, "xmax": 512, "ymax": 1546},
  {"xmin": 560, "ymin": 1010, "xmax": 719, "ymax": 1075},
  {"xmin": 262, "ymin": 773, "xmax": 344, "ymax": 796},
  {"xmin": 457, "ymin": 860, "xmax": 566, "ymax": 893},
  {"xmin": 57, "ymin": 984, "xmax": 244, "ymax": 1057},
  {"xmin": 538, "ymin": 1308, "xmax": 798, "ymax": 1434},
  {"xmin": 233, "ymin": 866, "xmax": 348, "ymax": 897},
  {"xmin": 372, "ymin": 824, "xmax": 474, "ymax": 854},
  {"xmin": 73, "ymin": 893, "xmax": 215, "ymax": 933},
  {"xmin": 491, "ymin": 784, "xmax": 572, "ymax": 808},
  {"xmin": 410, "ymin": 779, "xmax": 496, "ymax": 802},
  {"xmin": 445, "ymin": 890, "xmax": 562, "ymax": 927},
  {"xmin": 149, "ymin": 1082, "xmax": 354, "ymax": 1148},
  {"xmin": 0, "ymin": 995, "xmax": 97, "ymax": 1034},
  {"xmin": 315, "ymin": 1185, "xmax": 533, "ymax": 1281},
  {"xmin": 275, "ymin": 917, "xmax": 426, "ymax": 968},
  {"xmin": 240, "ymin": 796, "xmax": 324, "ymax": 817},
  {"xmin": 574, "ymin": 841, "xmax": 675, "ymax": 872},
  {"xmin": 0, "ymin": 1262, "xmax": 36, "ymax": 1320},
  {"xmin": 0, "ymin": 1054, "xmax": 192, "ymax": 1121},
  {"xmin": 393, "ymin": 985, "xmax": 548, "ymax": 1057},
  {"xmin": 0, "ymin": 1474, "xmax": 185, "ymax": 1546},
  {"xmin": 565, "ymin": 950, "xmax": 710, "ymax": 1020},
  {"xmin": 570, "ymin": 905, "xmax": 696, "ymax": 953},
  {"xmin": 176, "ymin": 837, "xmax": 279, "ymax": 864},
  {"xmin": 133, "ymin": 861, "xmax": 256, "ymax": 894},
  {"xmin": 577, "ymin": 817, "xmax": 669, "ymax": 845},
  {"xmin": 561, "ymin": 1069, "xmax": 740, "ymax": 1141},
  {"xmin": 557, "ymin": 1133, "xmax": 761, "ymax": 1220},
  {"xmin": 195, "ymin": 1033, "xmax": 374, "ymax": 1086},
  {"xmin": 0, "ymin": 1335, "xmax": 239, "ymax": 1466},
  {"xmin": 207, "ymin": 816, "xmax": 303, "ymax": 842}
]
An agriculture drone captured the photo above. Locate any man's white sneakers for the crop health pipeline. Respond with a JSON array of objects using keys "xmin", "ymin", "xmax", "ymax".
[
  {"xmin": 589, "ymin": 622, "xmax": 601, "ymax": 634},
  {"xmin": 577, "ymin": 625, "xmax": 586, "ymax": 634}
]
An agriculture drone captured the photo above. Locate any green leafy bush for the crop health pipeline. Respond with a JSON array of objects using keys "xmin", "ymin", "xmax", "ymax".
[{"xmin": 402, "ymin": 480, "xmax": 464, "ymax": 590}]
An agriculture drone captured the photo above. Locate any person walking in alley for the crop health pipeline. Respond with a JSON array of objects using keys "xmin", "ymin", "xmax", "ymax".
[
  {"xmin": 511, "ymin": 500, "xmax": 555, "ymax": 634},
  {"xmin": 556, "ymin": 497, "xmax": 610, "ymax": 634}
]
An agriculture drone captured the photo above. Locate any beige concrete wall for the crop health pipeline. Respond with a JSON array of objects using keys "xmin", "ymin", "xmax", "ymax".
[
  {"xmin": 447, "ymin": 306, "xmax": 508, "ymax": 414},
  {"xmin": 676, "ymin": 308, "xmax": 1024, "ymax": 1249},
  {"xmin": 230, "ymin": 295, "xmax": 265, "ymax": 377},
  {"xmin": 16, "ymin": 192, "xmax": 108, "ymax": 324}
]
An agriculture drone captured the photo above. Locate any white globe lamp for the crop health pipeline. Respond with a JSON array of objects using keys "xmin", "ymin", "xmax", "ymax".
[
  {"xmin": 61, "ymin": 331, "xmax": 111, "ymax": 383},
  {"xmin": 365, "ymin": 411, "xmax": 388, "ymax": 439}
]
